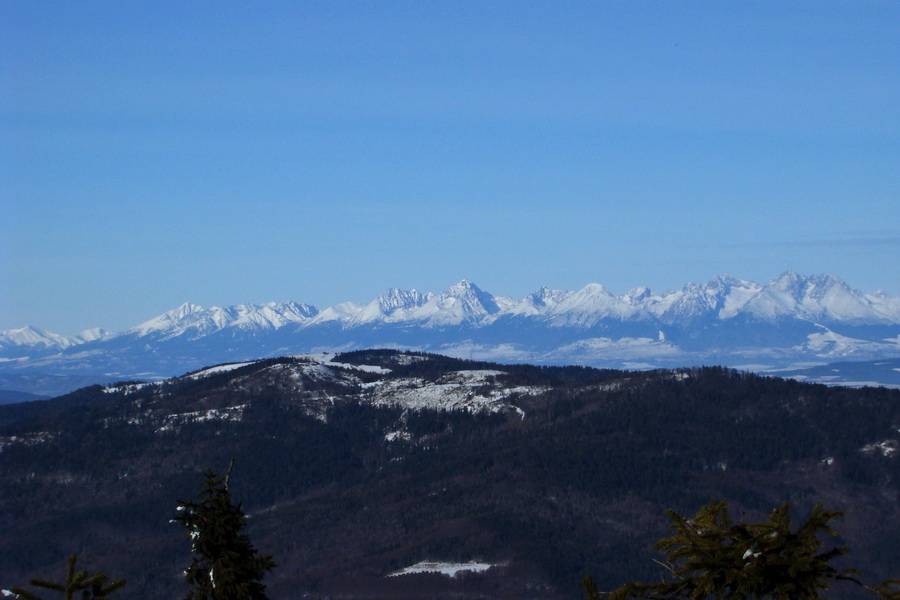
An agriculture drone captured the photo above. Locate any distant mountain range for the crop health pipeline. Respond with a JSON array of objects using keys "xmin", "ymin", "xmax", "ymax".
[{"xmin": 2, "ymin": 271, "xmax": 899, "ymax": 396}]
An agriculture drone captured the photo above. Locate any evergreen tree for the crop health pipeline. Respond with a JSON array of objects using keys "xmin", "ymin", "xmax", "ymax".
[
  {"xmin": 874, "ymin": 580, "xmax": 900, "ymax": 600},
  {"xmin": 583, "ymin": 500, "xmax": 889, "ymax": 600},
  {"xmin": 173, "ymin": 463, "xmax": 276, "ymax": 600},
  {"xmin": 9, "ymin": 554, "xmax": 125, "ymax": 600}
]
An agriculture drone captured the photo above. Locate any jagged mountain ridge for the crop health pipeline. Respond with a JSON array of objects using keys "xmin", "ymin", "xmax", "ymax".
[
  {"xmin": 2, "ymin": 272, "xmax": 898, "ymax": 394},
  {"xmin": 7, "ymin": 273, "xmax": 897, "ymax": 347}
]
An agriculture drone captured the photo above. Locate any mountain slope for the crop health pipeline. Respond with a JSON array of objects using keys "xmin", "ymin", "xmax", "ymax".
[{"xmin": 1, "ymin": 351, "xmax": 898, "ymax": 599}]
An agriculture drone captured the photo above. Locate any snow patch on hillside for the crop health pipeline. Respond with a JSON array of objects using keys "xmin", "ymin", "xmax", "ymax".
[
  {"xmin": 0, "ymin": 431, "xmax": 55, "ymax": 450},
  {"xmin": 157, "ymin": 405, "xmax": 246, "ymax": 432},
  {"xmin": 797, "ymin": 328, "xmax": 900, "ymax": 359},
  {"xmin": 860, "ymin": 439, "xmax": 897, "ymax": 457},
  {"xmin": 103, "ymin": 382, "xmax": 155, "ymax": 394},
  {"xmin": 187, "ymin": 362, "xmax": 255, "ymax": 379},
  {"xmin": 387, "ymin": 561, "xmax": 496, "ymax": 578},
  {"xmin": 311, "ymin": 353, "xmax": 392, "ymax": 374},
  {"xmin": 362, "ymin": 370, "xmax": 539, "ymax": 415}
]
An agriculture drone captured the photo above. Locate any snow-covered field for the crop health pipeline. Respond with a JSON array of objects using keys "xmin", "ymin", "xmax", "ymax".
[
  {"xmin": 156, "ymin": 405, "xmax": 246, "ymax": 433},
  {"xmin": 360, "ymin": 369, "xmax": 536, "ymax": 416},
  {"xmin": 186, "ymin": 362, "xmax": 255, "ymax": 379},
  {"xmin": 387, "ymin": 561, "xmax": 496, "ymax": 578}
]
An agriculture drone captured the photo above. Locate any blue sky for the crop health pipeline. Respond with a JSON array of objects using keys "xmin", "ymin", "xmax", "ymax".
[{"xmin": 2, "ymin": 1, "xmax": 898, "ymax": 335}]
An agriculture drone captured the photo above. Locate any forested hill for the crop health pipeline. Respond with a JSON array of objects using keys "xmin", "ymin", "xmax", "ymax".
[{"xmin": 1, "ymin": 350, "xmax": 898, "ymax": 599}]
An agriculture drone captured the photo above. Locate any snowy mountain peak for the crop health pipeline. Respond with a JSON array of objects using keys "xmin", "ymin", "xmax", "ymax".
[
  {"xmin": 376, "ymin": 288, "xmax": 430, "ymax": 314},
  {"xmin": 530, "ymin": 286, "xmax": 569, "ymax": 307},
  {"xmin": 704, "ymin": 274, "xmax": 752, "ymax": 295},
  {"xmin": 0, "ymin": 326, "xmax": 76, "ymax": 350},
  {"xmin": 768, "ymin": 270, "xmax": 807, "ymax": 297},
  {"xmin": 495, "ymin": 287, "xmax": 552, "ymax": 317},
  {"xmin": 438, "ymin": 280, "xmax": 496, "ymax": 308},
  {"xmin": 127, "ymin": 300, "xmax": 320, "ymax": 338},
  {"xmin": 4, "ymin": 274, "xmax": 898, "ymax": 378},
  {"xmin": 705, "ymin": 275, "xmax": 762, "ymax": 319},
  {"xmin": 743, "ymin": 272, "xmax": 888, "ymax": 324},
  {"xmin": 309, "ymin": 301, "xmax": 367, "ymax": 325},
  {"xmin": 506, "ymin": 286, "xmax": 571, "ymax": 317},
  {"xmin": 347, "ymin": 288, "xmax": 432, "ymax": 325},
  {"xmin": 411, "ymin": 280, "xmax": 501, "ymax": 326},
  {"xmin": 223, "ymin": 302, "xmax": 318, "ymax": 330},
  {"xmin": 624, "ymin": 287, "xmax": 652, "ymax": 305},
  {"xmin": 443, "ymin": 279, "xmax": 479, "ymax": 296},
  {"xmin": 662, "ymin": 275, "xmax": 762, "ymax": 321},
  {"xmin": 128, "ymin": 303, "xmax": 206, "ymax": 337},
  {"xmin": 653, "ymin": 282, "xmax": 716, "ymax": 323},
  {"xmin": 579, "ymin": 282, "xmax": 613, "ymax": 296},
  {"xmin": 545, "ymin": 283, "xmax": 646, "ymax": 326},
  {"xmin": 761, "ymin": 270, "xmax": 848, "ymax": 304},
  {"xmin": 172, "ymin": 302, "xmax": 205, "ymax": 319}
]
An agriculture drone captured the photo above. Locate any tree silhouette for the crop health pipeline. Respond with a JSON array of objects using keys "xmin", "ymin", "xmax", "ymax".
[
  {"xmin": 173, "ymin": 462, "xmax": 276, "ymax": 600},
  {"xmin": 584, "ymin": 500, "xmax": 895, "ymax": 600},
  {"xmin": 9, "ymin": 554, "xmax": 125, "ymax": 600}
]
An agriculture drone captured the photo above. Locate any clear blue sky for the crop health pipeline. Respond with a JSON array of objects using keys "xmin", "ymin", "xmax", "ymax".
[{"xmin": 2, "ymin": 1, "xmax": 898, "ymax": 335}]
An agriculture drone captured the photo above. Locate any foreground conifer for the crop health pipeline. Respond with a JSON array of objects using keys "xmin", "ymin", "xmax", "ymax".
[
  {"xmin": 173, "ymin": 462, "xmax": 276, "ymax": 600},
  {"xmin": 9, "ymin": 554, "xmax": 125, "ymax": 600},
  {"xmin": 584, "ymin": 500, "xmax": 896, "ymax": 600}
]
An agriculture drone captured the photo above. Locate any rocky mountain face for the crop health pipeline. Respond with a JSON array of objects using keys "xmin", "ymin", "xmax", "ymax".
[
  {"xmin": 2, "ymin": 273, "xmax": 898, "ymax": 395},
  {"xmin": 1, "ymin": 350, "xmax": 898, "ymax": 599}
]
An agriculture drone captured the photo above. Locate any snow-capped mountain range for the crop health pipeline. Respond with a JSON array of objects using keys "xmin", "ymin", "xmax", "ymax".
[{"xmin": 2, "ymin": 272, "xmax": 899, "ymax": 395}]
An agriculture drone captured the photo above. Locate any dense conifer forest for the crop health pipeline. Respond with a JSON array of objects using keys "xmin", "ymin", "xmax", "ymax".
[{"xmin": 1, "ymin": 351, "xmax": 898, "ymax": 599}]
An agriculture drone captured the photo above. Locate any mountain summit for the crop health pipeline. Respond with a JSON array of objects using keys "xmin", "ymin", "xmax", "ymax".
[{"xmin": 416, "ymin": 280, "xmax": 507, "ymax": 326}]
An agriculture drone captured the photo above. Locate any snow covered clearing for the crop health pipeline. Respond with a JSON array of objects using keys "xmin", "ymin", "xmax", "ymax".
[
  {"xmin": 387, "ymin": 561, "xmax": 496, "ymax": 578},
  {"xmin": 860, "ymin": 440, "xmax": 898, "ymax": 457},
  {"xmin": 384, "ymin": 430, "xmax": 412, "ymax": 443},
  {"xmin": 186, "ymin": 362, "xmax": 255, "ymax": 379},
  {"xmin": 103, "ymin": 382, "xmax": 155, "ymax": 394},
  {"xmin": 156, "ymin": 405, "xmax": 246, "ymax": 433},
  {"xmin": 295, "ymin": 353, "xmax": 393, "ymax": 374},
  {"xmin": 0, "ymin": 431, "xmax": 54, "ymax": 450},
  {"xmin": 797, "ymin": 329, "xmax": 900, "ymax": 358},
  {"xmin": 361, "ymin": 370, "xmax": 538, "ymax": 415}
]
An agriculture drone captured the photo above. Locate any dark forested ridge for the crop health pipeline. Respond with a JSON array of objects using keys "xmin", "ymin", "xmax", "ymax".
[{"xmin": 1, "ymin": 350, "xmax": 898, "ymax": 599}]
